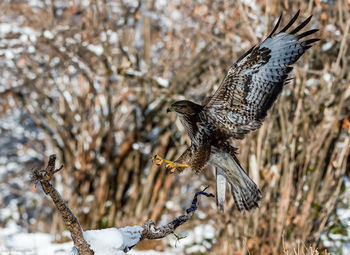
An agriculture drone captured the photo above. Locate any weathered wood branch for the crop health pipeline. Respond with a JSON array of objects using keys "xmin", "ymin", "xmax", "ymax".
[
  {"xmin": 121, "ymin": 187, "xmax": 215, "ymax": 252},
  {"xmin": 140, "ymin": 187, "xmax": 214, "ymax": 241},
  {"xmin": 31, "ymin": 155, "xmax": 94, "ymax": 255}
]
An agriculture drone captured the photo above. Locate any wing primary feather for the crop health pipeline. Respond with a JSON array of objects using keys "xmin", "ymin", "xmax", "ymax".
[
  {"xmin": 235, "ymin": 45, "xmax": 255, "ymax": 63},
  {"xmin": 285, "ymin": 66, "xmax": 293, "ymax": 73},
  {"xmin": 267, "ymin": 14, "xmax": 282, "ymax": 38},
  {"xmin": 285, "ymin": 77, "xmax": 294, "ymax": 84},
  {"xmin": 297, "ymin": 29, "xmax": 319, "ymax": 39},
  {"xmin": 290, "ymin": 15, "xmax": 313, "ymax": 35},
  {"xmin": 302, "ymin": 38, "xmax": 320, "ymax": 46},
  {"xmin": 279, "ymin": 10, "xmax": 300, "ymax": 33},
  {"xmin": 203, "ymin": 10, "xmax": 318, "ymax": 141}
]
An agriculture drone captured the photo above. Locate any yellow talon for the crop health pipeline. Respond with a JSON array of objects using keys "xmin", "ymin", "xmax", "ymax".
[
  {"xmin": 152, "ymin": 155, "xmax": 163, "ymax": 166},
  {"xmin": 152, "ymin": 154, "xmax": 189, "ymax": 173},
  {"xmin": 165, "ymin": 161, "xmax": 177, "ymax": 173}
]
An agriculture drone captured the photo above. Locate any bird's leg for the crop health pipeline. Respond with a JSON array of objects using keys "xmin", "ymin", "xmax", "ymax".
[{"xmin": 152, "ymin": 155, "xmax": 189, "ymax": 173}]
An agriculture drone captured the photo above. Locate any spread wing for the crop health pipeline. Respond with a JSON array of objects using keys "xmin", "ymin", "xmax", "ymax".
[{"xmin": 203, "ymin": 11, "xmax": 319, "ymax": 139}]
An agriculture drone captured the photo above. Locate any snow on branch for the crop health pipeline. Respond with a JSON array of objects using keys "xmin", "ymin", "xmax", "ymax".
[{"xmin": 32, "ymin": 155, "xmax": 215, "ymax": 255}]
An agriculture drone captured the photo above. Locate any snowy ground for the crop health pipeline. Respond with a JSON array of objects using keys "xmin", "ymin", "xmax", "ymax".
[
  {"xmin": 0, "ymin": 226, "xmax": 167, "ymax": 255},
  {"xmin": 1, "ymin": 223, "xmax": 72, "ymax": 255},
  {"xmin": 0, "ymin": 222, "xmax": 216, "ymax": 255}
]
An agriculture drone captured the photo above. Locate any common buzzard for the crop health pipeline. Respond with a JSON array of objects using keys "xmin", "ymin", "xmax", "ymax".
[{"xmin": 153, "ymin": 11, "xmax": 319, "ymax": 213}]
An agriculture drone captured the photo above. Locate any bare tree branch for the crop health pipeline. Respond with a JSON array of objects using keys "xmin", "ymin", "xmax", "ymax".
[
  {"xmin": 31, "ymin": 155, "xmax": 94, "ymax": 255},
  {"xmin": 140, "ymin": 187, "xmax": 214, "ymax": 241}
]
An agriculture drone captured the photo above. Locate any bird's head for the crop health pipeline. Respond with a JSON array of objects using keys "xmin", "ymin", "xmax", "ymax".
[{"xmin": 167, "ymin": 100, "xmax": 203, "ymax": 116}]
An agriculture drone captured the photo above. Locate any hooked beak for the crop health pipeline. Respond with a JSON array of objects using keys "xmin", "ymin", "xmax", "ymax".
[{"xmin": 167, "ymin": 106, "xmax": 173, "ymax": 113}]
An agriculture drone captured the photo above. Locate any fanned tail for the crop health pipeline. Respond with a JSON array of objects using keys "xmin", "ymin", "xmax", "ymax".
[
  {"xmin": 213, "ymin": 150, "xmax": 262, "ymax": 213},
  {"xmin": 228, "ymin": 171, "xmax": 262, "ymax": 213},
  {"xmin": 226, "ymin": 158, "xmax": 262, "ymax": 213}
]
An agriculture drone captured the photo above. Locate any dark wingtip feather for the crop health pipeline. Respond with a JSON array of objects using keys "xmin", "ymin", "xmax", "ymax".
[
  {"xmin": 285, "ymin": 77, "xmax": 295, "ymax": 85},
  {"xmin": 280, "ymin": 10, "xmax": 300, "ymax": 33},
  {"xmin": 268, "ymin": 13, "xmax": 283, "ymax": 38},
  {"xmin": 236, "ymin": 45, "xmax": 256, "ymax": 63},
  {"xmin": 290, "ymin": 15, "xmax": 313, "ymax": 35},
  {"xmin": 297, "ymin": 29, "xmax": 319, "ymax": 39},
  {"xmin": 302, "ymin": 38, "xmax": 320, "ymax": 46},
  {"xmin": 285, "ymin": 66, "xmax": 293, "ymax": 73}
]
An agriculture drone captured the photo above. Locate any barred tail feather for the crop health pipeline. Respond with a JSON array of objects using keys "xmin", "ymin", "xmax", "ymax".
[
  {"xmin": 213, "ymin": 151, "xmax": 262, "ymax": 213},
  {"xmin": 226, "ymin": 162, "xmax": 262, "ymax": 213},
  {"xmin": 234, "ymin": 158, "xmax": 262, "ymax": 212},
  {"xmin": 216, "ymin": 167, "xmax": 227, "ymax": 213}
]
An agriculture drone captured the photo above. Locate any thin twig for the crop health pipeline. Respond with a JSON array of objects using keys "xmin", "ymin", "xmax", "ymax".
[{"xmin": 140, "ymin": 187, "xmax": 215, "ymax": 241}]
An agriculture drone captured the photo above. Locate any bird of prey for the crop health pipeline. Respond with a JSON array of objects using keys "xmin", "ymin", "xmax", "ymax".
[{"xmin": 153, "ymin": 11, "xmax": 319, "ymax": 213}]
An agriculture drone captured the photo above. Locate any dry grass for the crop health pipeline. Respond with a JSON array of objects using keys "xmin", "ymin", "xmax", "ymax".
[
  {"xmin": 283, "ymin": 245, "xmax": 330, "ymax": 255},
  {"xmin": 0, "ymin": 0, "xmax": 349, "ymax": 254}
]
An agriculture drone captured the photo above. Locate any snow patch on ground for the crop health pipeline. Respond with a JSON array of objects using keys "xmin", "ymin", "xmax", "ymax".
[
  {"xmin": 0, "ymin": 225, "xmax": 73, "ymax": 255},
  {"xmin": 155, "ymin": 76, "xmax": 169, "ymax": 88},
  {"xmin": 0, "ymin": 222, "xmax": 217, "ymax": 255}
]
